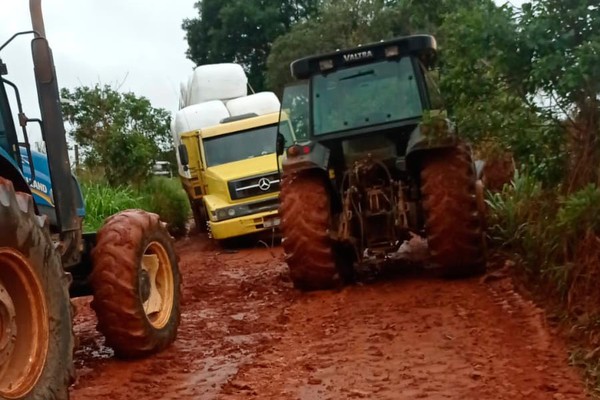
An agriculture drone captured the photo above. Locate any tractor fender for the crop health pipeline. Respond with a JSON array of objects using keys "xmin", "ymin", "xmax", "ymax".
[
  {"xmin": 0, "ymin": 147, "xmax": 32, "ymax": 197},
  {"xmin": 405, "ymin": 123, "xmax": 459, "ymax": 171},
  {"xmin": 280, "ymin": 142, "xmax": 341, "ymax": 213},
  {"xmin": 19, "ymin": 148, "xmax": 86, "ymax": 227},
  {"xmin": 281, "ymin": 141, "xmax": 330, "ymax": 178}
]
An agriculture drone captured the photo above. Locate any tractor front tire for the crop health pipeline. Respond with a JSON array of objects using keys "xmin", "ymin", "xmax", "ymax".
[
  {"xmin": 279, "ymin": 173, "xmax": 338, "ymax": 290},
  {"xmin": 420, "ymin": 146, "xmax": 486, "ymax": 277},
  {"xmin": 0, "ymin": 177, "xmax": 74, "ymax": 400},
  {"xmin": 90, "ymin": 210, "xmax": 181, "ymax": 358}
]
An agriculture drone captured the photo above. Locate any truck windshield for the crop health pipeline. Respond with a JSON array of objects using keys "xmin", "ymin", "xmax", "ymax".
[
  {"xmin": 203, "ymin": 124, "xmax": 278, "ymax": 167},
  {"xmin": 312, "ymin": 57, "xmax": 422, "ymax": 135}
]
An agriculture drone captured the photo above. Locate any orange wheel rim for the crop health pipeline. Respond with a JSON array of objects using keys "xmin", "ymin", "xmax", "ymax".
[
  {"xmin": 0, "ymin": 248, "xmax": 49, "ymax": 399},
  {"xmin": 140, "ymin": 241, "xmax": 174, "ymax": 329}
]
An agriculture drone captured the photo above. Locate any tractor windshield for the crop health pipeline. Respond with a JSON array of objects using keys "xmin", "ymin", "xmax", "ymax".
[
  {"xmin": 203, "ymin": 124, "xmax": 278, "ymax": 167},
  {"xmin": 312, "ymin": 57, "xmax": 422, "ymax": 135}
]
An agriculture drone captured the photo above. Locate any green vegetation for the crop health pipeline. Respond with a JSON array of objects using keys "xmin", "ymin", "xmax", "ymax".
[
  {"xmin": 61, "ymin": 84, "xmax": 175, "ymax": 187},
  {"xmin": 141, "ymin": 177, "xmax": 190, "ymax": 237},
  {"xmin": 81, "ymin": 182, "xmax": 143, "ymax": 232},
  {"xmin": 182, "ymin": 0, "xmax": 320, "ymax": 91},
  {"xmin": 81, "ymin": 177, "xmax": 190, "ymax": 236}
]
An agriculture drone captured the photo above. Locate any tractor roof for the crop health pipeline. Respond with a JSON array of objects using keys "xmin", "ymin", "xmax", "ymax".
[{"xmin": 290, "ymin": 34, "xmax": 437, "ymax": 80}]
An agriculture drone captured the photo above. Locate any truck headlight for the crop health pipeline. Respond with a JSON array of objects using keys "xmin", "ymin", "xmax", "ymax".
[{"xmin": 214, "ymin": 205, "xmax": 250, "ymax": 221}]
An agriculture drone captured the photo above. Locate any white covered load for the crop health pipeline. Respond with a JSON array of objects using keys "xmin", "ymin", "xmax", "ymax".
[
  {"xmin": 226, "ymin": 92, "xmax": 280, "ymax": 117},
  {"xmin": 175, "ymin": 100, "xmax": 230, "ymax": 135},
  {"xmin": 186, "ymin": 63, "xmax": 248, "ymax": 107},
  {"xmin": 178, "ymin": 81, "xmax": 188, "ymax": 110}
]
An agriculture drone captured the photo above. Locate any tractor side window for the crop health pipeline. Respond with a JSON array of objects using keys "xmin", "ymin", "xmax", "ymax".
[
  {"xmin": 423, "ymin": 68, "xmax": 444, "ymax": 111},
  {"xmin": 279, "ymin": 82, "xmax": 309, "ymax": 142},
  {"xmin": 312, "ymin": 58, "xmax": 422, "ymax": 136}
]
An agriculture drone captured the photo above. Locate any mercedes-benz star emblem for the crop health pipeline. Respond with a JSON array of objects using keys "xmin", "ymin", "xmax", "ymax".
[{"xmin": 258, "ymin": 177, "xmax": 271, "ymax": 191}]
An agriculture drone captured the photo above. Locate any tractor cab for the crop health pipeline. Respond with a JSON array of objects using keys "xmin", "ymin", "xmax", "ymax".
[
  {"xmin": 275, "ymin": 35, "xmax": 486, "ymax": 291},
  {"xmin": 286, "ymin": 35, "xmax": 438, "ymax": 138}
]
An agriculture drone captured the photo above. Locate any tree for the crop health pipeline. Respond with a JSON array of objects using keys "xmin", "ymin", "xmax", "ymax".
[
  {"xmin": 265, "ymin": 0, "xmax": 494, "ymax": 94},
  {"xmin": 182, "ymin": 0, "xmax": 320, "ymax": 92},
  {"xmin": 266, "ymin": 0, "xmax": 410, "ymax": 94},
  {"xmin": 519, "ymin": 0, "xmax": 600, "ymax": 191},
  {"xmin": 61, "ymin": 84, "xmax": 172, "ymax": 186}
]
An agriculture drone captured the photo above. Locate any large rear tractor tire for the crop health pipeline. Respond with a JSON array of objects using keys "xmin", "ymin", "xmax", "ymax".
[
  {"xmin": 0, "ymin": 177, "xmax": 74, "ymax": 400},
  {"xmin": 279, "ymin": 173, "xmax": 338, "ymax": 290},
  {"xmin": 90, "ymin": 210, "xmax": 181, "ymax": 358},
  {"xmin": 420, "ymin": 145, "xmax": 486, "ymax": 277}
]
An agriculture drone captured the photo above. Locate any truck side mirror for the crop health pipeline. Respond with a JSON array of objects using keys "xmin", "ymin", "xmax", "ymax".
[
  {"xmin": 276, "ymin": 133, "xmax": 285, "ymax": 156},
  {"xmin": 178, "ymin": 144, "xmax": 189, "ymax": 167}
]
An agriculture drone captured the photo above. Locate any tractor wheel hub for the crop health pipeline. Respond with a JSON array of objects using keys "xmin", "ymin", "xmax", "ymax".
[{"xmin": 0, "ymin": 280, "xmax": 17, "ymax": 369}]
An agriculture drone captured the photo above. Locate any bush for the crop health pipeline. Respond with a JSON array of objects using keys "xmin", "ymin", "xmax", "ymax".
[{"xmin": 141, "ymin": 177, "xmax": 191, "ymax": 236}]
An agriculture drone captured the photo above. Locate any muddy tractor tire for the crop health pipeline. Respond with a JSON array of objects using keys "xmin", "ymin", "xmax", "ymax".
[
  {"xmin": 0, "ymin": 177, "xmax": 74, "ymax": 400},
  {"xmin": 90, "ymin": 210, "xmax": 181, "ymax": 358},
  {"xmin": 420, "ymin": 145, "xmax": 486, "ymax": 277},
  {"xmin": 279, "ymin": 173, "xmax": 338, "ymax": 290}
]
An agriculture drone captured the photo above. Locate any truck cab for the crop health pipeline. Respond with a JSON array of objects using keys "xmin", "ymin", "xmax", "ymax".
[{"xmin": 180, "ymin": 111, "xmax": 291, "ymax": 240}]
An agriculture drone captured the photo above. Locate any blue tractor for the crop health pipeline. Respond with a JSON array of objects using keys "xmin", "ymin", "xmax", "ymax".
[{"xmin": 0, "ymin": 2, "xmax": 182, "ymax": 399}]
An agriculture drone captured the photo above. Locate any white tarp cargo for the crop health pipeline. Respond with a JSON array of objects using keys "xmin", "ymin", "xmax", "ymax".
[
  {"xmin": 179, "ymin": 81, "xmax": 188, "ymax": 110},
  {"xmin": 187, "ymin": 63, "xmax": 248, "ymax": 106},
  {"xmin": 225, "ymin": 92, "xmax": 280, "ymax": 117},
  {"xmin": 174, "ymin": 101, "xmax": 230, "ymax": 136}
]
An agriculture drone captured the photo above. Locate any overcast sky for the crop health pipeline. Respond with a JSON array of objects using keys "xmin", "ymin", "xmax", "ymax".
[
  {"xmin": 1, "ymin": 0, "xmax": 196, "ymax": 142},
  {"xmin": 1, "ymin": 0, "xmax": 524, "ymax": 144}
]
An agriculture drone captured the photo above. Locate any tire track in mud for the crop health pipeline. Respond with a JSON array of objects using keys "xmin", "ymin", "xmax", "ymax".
[
  {"xmin": 69, "ymin": 236, "xmax": 296, "ymax": 400},
  {"xmin": 222, "ymin": 279, "xmax": 586, "ymax": 399},
  {"xmin": 69, "ymin": 235, "xmax": 588, "ymax": 399},
  {"xmin": 222, "ymin": 277, "xmax": 586, "ymax": 399}
]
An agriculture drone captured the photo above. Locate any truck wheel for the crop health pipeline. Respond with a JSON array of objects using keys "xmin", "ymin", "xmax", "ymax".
[
  {"xmin": 0, "ymin": 177, "xmax": 74, "ymax": 400},
  {"xmin": 279, "ymin": 173, "xmax": 338, "ymax": 290},
  {"xmin": 90, "ymin": 210, "xmax": 181, "ymax": 358},
  {"xmin": 191, "ymin": 198, "xmax": 207, "ymax": 233},
  {"xmin": 420, "ymin": 146, "xmax": 486, "ymax": 277}
]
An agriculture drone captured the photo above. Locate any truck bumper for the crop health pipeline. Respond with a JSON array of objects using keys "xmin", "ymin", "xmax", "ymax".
[{"xmin": 209, "ymin": 210, "xmax": 280, "ymax": 240}]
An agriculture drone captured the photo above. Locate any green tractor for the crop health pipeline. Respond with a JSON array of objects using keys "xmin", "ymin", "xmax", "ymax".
[
  {"xmin": 276, "ymin": 35, "xmax": 486, "ymax": 290},
  {"xmin": 0, "ymin": 2, "xmax": 181, "ymax": 399}
]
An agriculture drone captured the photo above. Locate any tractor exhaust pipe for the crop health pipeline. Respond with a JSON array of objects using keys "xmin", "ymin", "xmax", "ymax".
[
  {"xmin": 29, "ymin": 0, "xmax": 47, "ymax": 38},
  {"xmin": 28, "ymin": 0, "xmax": 79, "ymax": 236}
]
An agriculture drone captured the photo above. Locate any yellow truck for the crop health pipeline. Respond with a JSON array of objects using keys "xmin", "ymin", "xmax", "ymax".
[{"xmin": 177, "ymin": 112, "xmax": 290, "ymax": 240}]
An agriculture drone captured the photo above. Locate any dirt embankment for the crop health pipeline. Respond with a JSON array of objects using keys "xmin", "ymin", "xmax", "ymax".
[{"xmin": 69, "ymin": 234, "xmax": 588, "ymax": 400}]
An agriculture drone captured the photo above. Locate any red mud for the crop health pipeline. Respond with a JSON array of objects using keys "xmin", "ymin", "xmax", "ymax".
[{"xmin": 69, "ymin": 234, "xmax": 588, "ymax": 399}]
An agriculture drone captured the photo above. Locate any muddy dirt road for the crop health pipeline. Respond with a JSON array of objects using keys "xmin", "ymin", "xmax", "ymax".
[{"xmin": 69, "ymin": 234, "xmax": 588, "ymax": 399}]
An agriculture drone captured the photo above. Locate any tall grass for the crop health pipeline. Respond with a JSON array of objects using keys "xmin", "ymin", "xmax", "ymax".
[
  {"xmin": 81, "ymin": 183, "xmax": 144, "ymax": 232},
  {"xmin": 487, "ymin": 170, "xmax": 600, "ymax": 309},
  {"xmin": 81, "ymin": 177, "xmax": 190, "ymax": 235}
]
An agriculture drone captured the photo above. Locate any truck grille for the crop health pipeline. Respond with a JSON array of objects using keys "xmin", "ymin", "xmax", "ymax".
[{"xmin": 228, "ymin": 172, "xmax": 280, "ymax": 200}]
